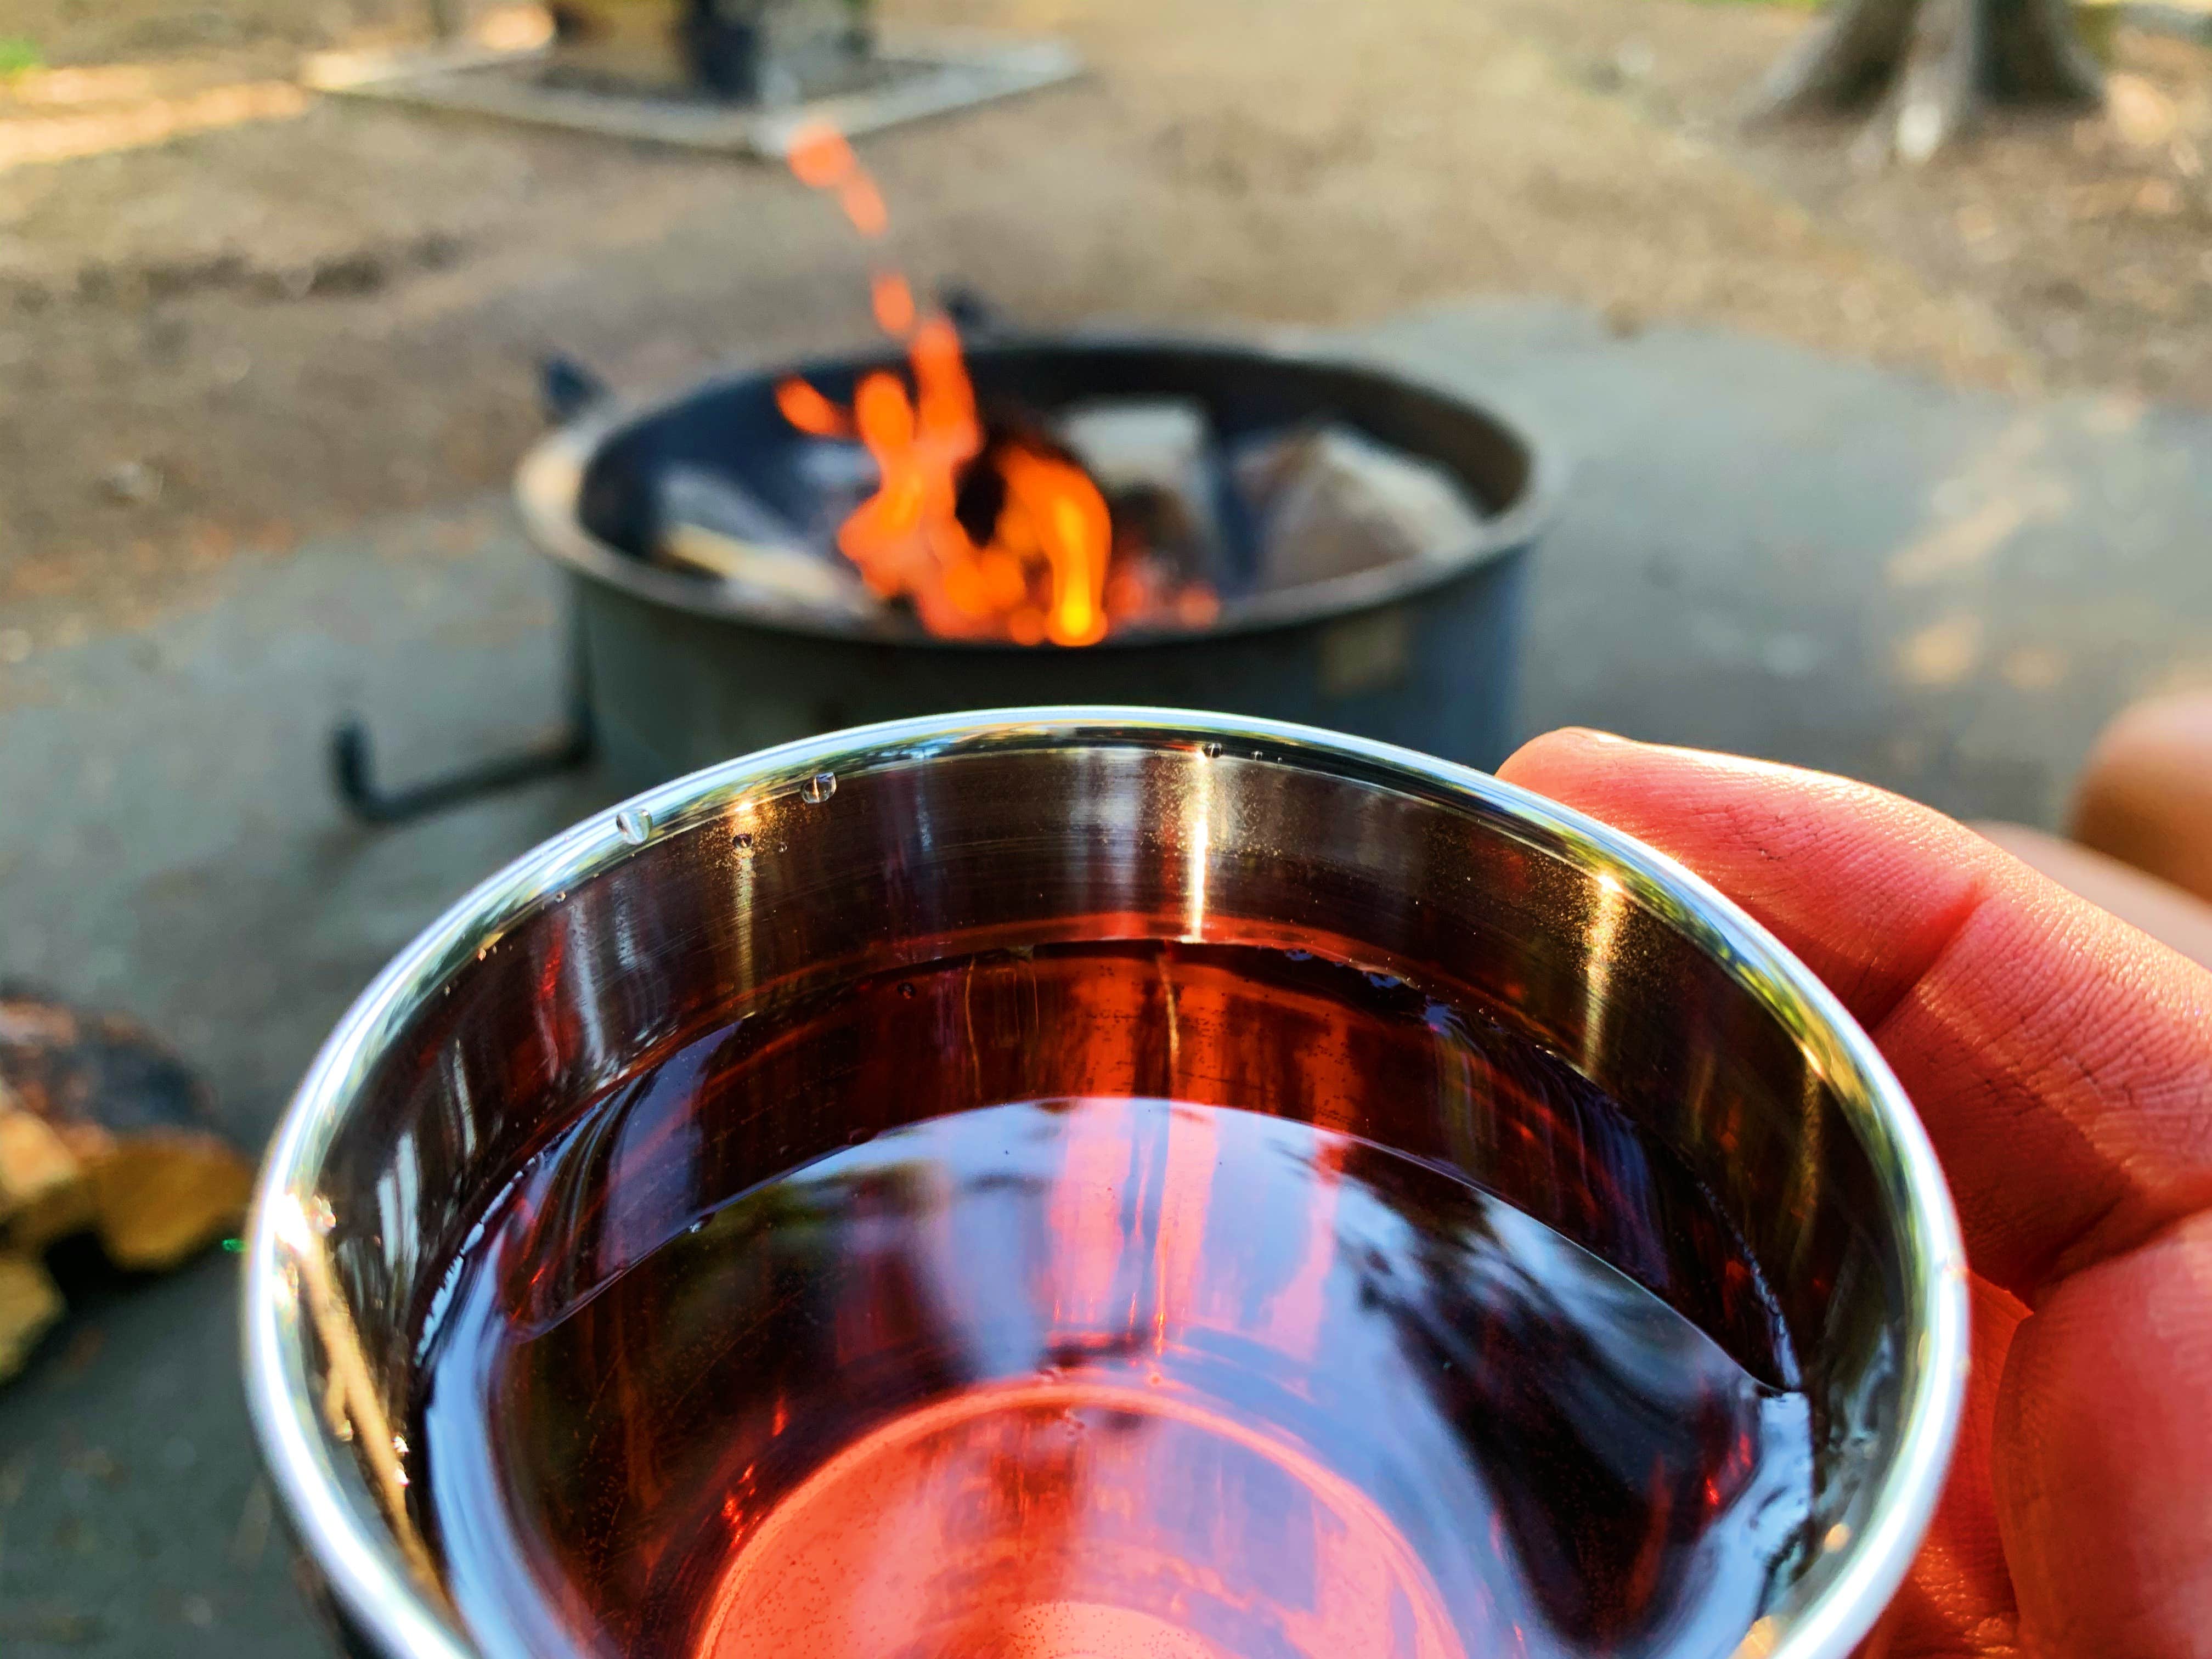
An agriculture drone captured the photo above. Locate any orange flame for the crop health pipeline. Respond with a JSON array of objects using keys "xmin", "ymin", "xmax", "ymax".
[
  {"xmin": 837, "ymin": 176, "xmax": 889, "ymax": 239},
  {"xmin": 774, "ymin": 377, "xmax": 852, "ymax": 439},
  {"xmin": 870, "ymin": 272, "xmax": 915, "ymax": 335},
  {"xmin": 787, "ymin": 122, "xmax": 855, "ymax": 189},
  {"xmin": 774, "ymin": 120, "xmax": 1209, "ymax": 647}
]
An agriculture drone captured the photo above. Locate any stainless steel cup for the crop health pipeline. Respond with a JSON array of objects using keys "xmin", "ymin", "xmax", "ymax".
[{"xmin": 244, "ymin": 708, "xmax": 1967, "ymax": 1659}]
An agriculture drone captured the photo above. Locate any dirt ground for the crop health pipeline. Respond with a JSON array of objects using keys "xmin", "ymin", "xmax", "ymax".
[{"xmin": 1, "ymin": 0, "xmax": 2208, "ymax": 648}]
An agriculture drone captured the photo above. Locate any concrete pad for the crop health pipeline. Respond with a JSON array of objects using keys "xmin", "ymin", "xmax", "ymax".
[
  {"xmin": 1357, "ymin": 297, "xmax": 2212, "ymax": 825},
  {"xmin": 1, "ymin": 300, "xmax": 2207, "ymax": 1656},
  {"xmin": 307, "ymin": 28, "xmax": 1085, "ymax": 160}
]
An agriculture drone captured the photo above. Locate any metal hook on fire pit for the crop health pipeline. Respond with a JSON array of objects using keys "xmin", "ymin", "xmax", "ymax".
[
  {"xmin": 330, "ymin": 703, "xmax": 595, "ymax": 826},
  {"xmin": 330, "ymin": 602, "xmax": 598, "ymax": 826},
  {"xmin": 328, "ymin": 359, "xmax": 614, "ymax": 826},
  {"xmin": 539, "ymin": 354, "xmax": 611, "ymax": 427}
]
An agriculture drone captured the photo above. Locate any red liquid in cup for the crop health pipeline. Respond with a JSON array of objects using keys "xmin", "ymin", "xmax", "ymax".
[{"xmin": 411, "ymin": 940, "xmax": 1812, "ymax": 1659}]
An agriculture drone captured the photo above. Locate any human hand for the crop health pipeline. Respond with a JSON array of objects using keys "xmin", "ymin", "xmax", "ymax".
[{"xmin": 1498, "ymin": 730, "xmax": 2212, "ymax": 1659}]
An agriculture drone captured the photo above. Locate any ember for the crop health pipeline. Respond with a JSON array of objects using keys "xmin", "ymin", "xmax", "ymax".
[{"xmin": 777, "ymin": 122, "xmax": 1212, "ymax": 646}]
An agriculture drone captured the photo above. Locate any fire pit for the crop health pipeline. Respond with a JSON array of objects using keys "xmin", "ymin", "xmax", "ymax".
[
  {"xmin": 334, "ymin": 331, "xmax": 1553, "ymax": 816},
  {"xmin": 465, "ymin": 332, "xmax": 1554, "ymax": 799},
  {"xmin": 332, "ymin": 325, "xmax": 1553, "ymax": 820}
]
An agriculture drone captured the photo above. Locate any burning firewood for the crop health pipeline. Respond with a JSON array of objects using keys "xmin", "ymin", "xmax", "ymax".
[
  {"xmin": 1234, "ymin": 424, "xmax": 1487, "ymax": 595},
  {"xmin": 654, "ymin": 464, "xmax": 885, "ymax": 619},
  {"xmin": 0, "ymin": 990, "xmax": 252, "ymax": 1294},
  {"xmin": 660, "ymin": 522, "xmax": 887, "ymax": 618}
]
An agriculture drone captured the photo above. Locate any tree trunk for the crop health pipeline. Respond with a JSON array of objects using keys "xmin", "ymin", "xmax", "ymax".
[{"xmin": 1753, "ymin": 0, "xmax": 2104, "ymax": 164}]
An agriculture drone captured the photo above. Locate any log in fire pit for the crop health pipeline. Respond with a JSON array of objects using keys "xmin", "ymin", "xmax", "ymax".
[{"xmin": 334, "ymin": 328, "xmax": 1554, "ymax": 819}]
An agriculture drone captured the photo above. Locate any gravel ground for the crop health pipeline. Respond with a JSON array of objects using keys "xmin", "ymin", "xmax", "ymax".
[
  {"xmin": 0, "ymin": 0, "xmax": 2204, "ymax": 651},
  {"xmin": 1505, "ymin": 0, "xmax": 2212, "ymax": 402},
  {"xmin": 0, "ymin": 0, "xmax": 2074, "ymax": 649}
]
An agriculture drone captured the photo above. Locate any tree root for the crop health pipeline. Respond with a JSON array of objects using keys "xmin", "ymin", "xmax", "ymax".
[{"xmin": 1750, "ymin": 0, "xmax": 2104, "ymax": 165}]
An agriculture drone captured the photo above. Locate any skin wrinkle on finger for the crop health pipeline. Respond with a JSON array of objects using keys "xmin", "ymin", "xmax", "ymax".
[
  {"xmin": 1875, "ymin": 888, "xmax": 2130, "ymax": 1298},
  {"xmin": 1587, "ymin": 751, "xmax": 1992, "ymax": 1026},
  {"xmin": 1845, "ymin": 864, "xmax": 1992, "ymax": 1047},
  {"xmin": 1876, "ymin": 871, "xmax": 2212, "ymax": 1299}
]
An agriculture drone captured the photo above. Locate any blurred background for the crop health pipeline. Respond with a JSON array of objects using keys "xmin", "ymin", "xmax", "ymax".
[{"xmin": 0, "ymin": 0, "xmax": 2207, "ymax": 1652}]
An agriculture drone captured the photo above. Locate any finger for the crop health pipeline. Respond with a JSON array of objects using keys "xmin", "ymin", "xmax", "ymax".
[
  {"xmin": 1496, "ymin": 730, "xmax": 2212, "ymax": 1302},
  {"xmin": 1994, "ymin": 1212, "xmax": 2212, "ymax": 1654}
]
